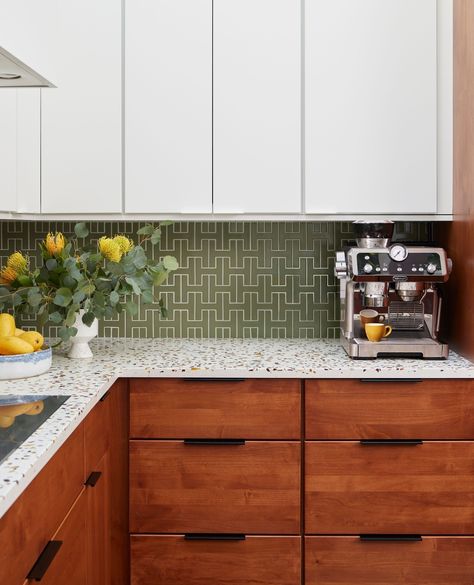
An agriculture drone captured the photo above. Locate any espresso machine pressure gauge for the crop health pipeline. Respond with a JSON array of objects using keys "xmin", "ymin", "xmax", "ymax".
[{"xmin": 389, "ymin": 244, "xmax": 408, "ymax": 261}]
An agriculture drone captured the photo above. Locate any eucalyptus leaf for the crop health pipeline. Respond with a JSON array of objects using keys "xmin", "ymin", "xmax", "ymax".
[
  {"xmin": 136, "ymin": 224, "xmax": 154, "ymax": 236},
  {"xmin": 53, "ymin": 287, "xmax": 73, "ymax": 307},
  {"xmin": 73, "ymin": 290, "xmax": 86, "ymax": 304},
  {"xmin": 125, "ymin": 301, "xmax": 139, "ymax": 316},
  {"xmin": 49, "ymin": 311, "xmax": 64, "ymax": 324},
  {"xmin": 163, "ymin": 255, "xmax": 179, "ymax": 271},
  {"xmin": 159, "ymin": 220, "xmax": 173, "ymax": 227},
  {"xmin": 150, "ymin": 228, "xmax": 161, "ymax": 245},
  {"xmin": 82, "ymin": 311, "xmax": 96, "ymax": 327},
  {"xmin": 109, "ymin": 290, "xmax": 120, "ymax": 305},
  {"xmin": 125, "ymin": 276, "xmax": 142, "ymax": 295},
  {"xmin": 74, "ymin": 222, "xmax": 89, "ymax": 238},
  {"xmin": 46, "ymin": 258, "xmax": 58, "ymax": 271}
]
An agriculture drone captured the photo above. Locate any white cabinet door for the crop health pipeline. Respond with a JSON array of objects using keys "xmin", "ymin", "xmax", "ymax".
[
  {"xmin": 213, "ymin": 0, "xmax": 301, "ymax": 213},
  {"xmin": 41, "ymin": 0, "xmax": 122, "ymax": 213},
  {"xmin": 305, "ymin": 0, "xmax": 438, "ymax": 214},
  {"xmin": 0, "ymin": 92, "xmax": 17, "ymax": 212},
  {"xmin": 0, "ymin": 89, "xmax": 40, "ymax": 213},
  {"xmin": 125, "ymin": 0, "xmax": 212, "ymax": 214}
]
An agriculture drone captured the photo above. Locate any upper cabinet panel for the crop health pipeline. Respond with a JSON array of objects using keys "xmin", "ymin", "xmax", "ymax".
[
  {"xmin": 213, "ymin": 0, "xmax": 301, "ymax": 213},
  {"xmin": 125, "ymin": 0, "xmax": 212, "ymax": 214},
  {"xmin": 305, "ymin": 0, "xmax": 438, "ymax": 214},
  {"xmin": 0, "ymin": 92, "xmax": 17, "ymax": 212},
  {"xmin": 41, "ymin": 0, "xmax": 122, "ymax": 213}
]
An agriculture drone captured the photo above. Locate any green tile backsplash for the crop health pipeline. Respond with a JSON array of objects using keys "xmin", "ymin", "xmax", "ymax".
[{"xmin": 0, "ymin": 221, "xmax": 430, "ymax": 339}]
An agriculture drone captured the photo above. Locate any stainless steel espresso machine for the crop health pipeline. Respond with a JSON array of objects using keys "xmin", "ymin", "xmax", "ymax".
[{"xmin": 335, "ymin": 221, "xmax": 452, "ymax": 359}]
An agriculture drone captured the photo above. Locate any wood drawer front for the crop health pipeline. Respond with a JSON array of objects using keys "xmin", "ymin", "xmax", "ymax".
[
  {"xmin": 306, "ymin": 536, "xmax": 474, "ymax": 585},
  {"xmin": 131, "ymin": 535, "xmax": 301, "ymax": 585},
  {"xmin": 305, "ymin": 441, "xmax": 474, "ymax": 534},
  {"xmin": 130, "ymin": 440, "xmax": 301, "ymax": 534},
  {"xmin": 130, "ymin": 378, "xmax": 301, "ymax": 439},
  {"xmin": 306, "ymin": 379, "xmax": 474, "ymax": 439},
  {"xmin": 0, "ymin": 424, "xmax": 85, "ymax": 585}
]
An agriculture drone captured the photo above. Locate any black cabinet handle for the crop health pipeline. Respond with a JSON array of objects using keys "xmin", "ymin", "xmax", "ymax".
[
  {"xmin": 184, "ymin": 534, "xmax": 246, "ymax": 541},
  {"xmin": 360, "ymin": 439, "xmax": 423, "ymax": 446},
  {"xmin": 360, "ymin": 379, "xmax": 423, "ymax": 383},
  {"xmin": 182, "ymin": 378, "xmax": 245, "ymax": 382},
  {"xmin": 360, "ymin": 534, "xmax": 422, "ymax": 542},
  {"xmin": 27, "ymin": 540, "xmax": 63, "ymax": 581},
  {"xmin": 84, "ymin": 471, "xmax": 102, "ymax": 487},
  {"xmin": 183, "ymin": 439, "xmax": 246, "ymax": 446}
]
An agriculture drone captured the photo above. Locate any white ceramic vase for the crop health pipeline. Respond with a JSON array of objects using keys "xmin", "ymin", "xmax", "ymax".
[{"xmin": 67, "ymin": 309, "xmax": 98, "ymax": 359}]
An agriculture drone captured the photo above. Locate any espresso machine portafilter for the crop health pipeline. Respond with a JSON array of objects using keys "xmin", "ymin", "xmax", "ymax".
[{"xmin": 335, "ymin": 221, "xmax": 452, "ymax": 359}]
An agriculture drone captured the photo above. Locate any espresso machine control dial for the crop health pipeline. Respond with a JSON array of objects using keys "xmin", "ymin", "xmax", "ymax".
[
  {"xmin": 363, "ymin": 263, "xmax": 373, "ymax": 274},
  {"xmin": 426, "ymin": 263, "xmax": 437, "ymax": 275}
]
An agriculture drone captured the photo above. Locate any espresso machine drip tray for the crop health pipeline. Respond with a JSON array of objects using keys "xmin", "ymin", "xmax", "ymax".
[
  {"xmin": 343, "ymin": 332, "xmax": 449, "ymax": 359},
  {"xmin": 388, "ymin": 301, "xmax": 425, "ymax": 330}
]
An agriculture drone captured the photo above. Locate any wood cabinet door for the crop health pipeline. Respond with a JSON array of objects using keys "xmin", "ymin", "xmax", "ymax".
[
  {"xmin": 305, "ymin": 441, "xmax": 474, "ymax": 534},
  {"xmin": 130, "ymin": 440, "xmax": 301, "ymax": 534},
  {"xmin": 131, "ymin": 535, "xmax": 301, "ymax": 585},
  {"xmin": 130, "ymin": 378, "xmax": 301, "ymax": 439},
  {"xmin": 213, "ymin": 0, "xmax": 301, "ymax": 213},
  {"xmin": 306, "ymin": 536, "xmax": 474, "ymax": 585},
  {"xmin": 41, "ymin": 0, "xmax": 122, "ymax": 213},
  {"xmin": 32, "ymin": 490, "xmax": 88, "ymax": 585},
  {"xmin": 305, "ymin": 0, "xmax": 438, "ymax": 214},
  {"xmin": 125, "ymin": 0, "xmax": 212, "ymax": 213},
  {"xmin": 0, "ymin": 424, "xmax": 84, "ymax": 585},
  {"xmin": 86, "ymin": 452, "xmax": 110, "ymax": 585},
  {"xmin": 305, "ymin": 379, "xmax": 474, "ymax": 439}
]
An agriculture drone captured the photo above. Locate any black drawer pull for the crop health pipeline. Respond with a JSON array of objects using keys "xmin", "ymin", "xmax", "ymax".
[
  {"xmin": 185, "ymin": 534, "xmax": 246, "ymax": 541},
  {"xmin": 360, "ymin": 439, "xmax": 423, "ymax": 446},
  {"xmin": 85, "ymin": 471, "xmax": 102, "ymax": 487},
  {"xmin": 360, "ymin": 379, "xmax": 423, "ymax": 384},
  {"xmin": 183, "ymin": 439, "xmax": 246, "ymax": 446},
  {"xmin": 360, "ymin": 534, "xmax": 422, "ymax": 542},
  {"xmin": 27, "ymin": 540, "xmax": 63, "ymax": 581},
  {"xmin": 182, "ymin": 378, "xmax": 246, "ymax": 382}
]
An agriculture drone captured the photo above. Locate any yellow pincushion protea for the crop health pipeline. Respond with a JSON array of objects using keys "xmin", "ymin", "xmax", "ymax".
[
  {"xmin": 6, "ymin": 252, "xmax": 27, "ymax": 273},
  {"xmin": 45, "ymin": 232, "xmax": 65, "ymax": 256},
  {"xmin": 99, "ymin": 237, "xmax": 122, "ymax": 263},
  {"xmin": 0, "ymin": 266, "xmax": 18, "ymax": 285},
  {"xmin": 113, "ymin": 235, "xmax": 134, "ymax": 255}
]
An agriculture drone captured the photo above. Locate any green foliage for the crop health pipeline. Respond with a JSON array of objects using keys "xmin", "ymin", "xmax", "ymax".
[{"xmin": 0, "ymin": 222, "xmax": 178, "ymax": 340}]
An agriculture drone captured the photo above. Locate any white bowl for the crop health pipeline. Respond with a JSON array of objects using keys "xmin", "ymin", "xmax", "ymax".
[{"xmin": 0, "ymin": 347, "xmax": 52, "ymax": 380}]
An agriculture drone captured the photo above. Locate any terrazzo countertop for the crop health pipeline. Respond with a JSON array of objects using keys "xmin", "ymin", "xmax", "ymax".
[{"xmin": 1, "ymin": 337, "xmax": 473, "ymax": 518}]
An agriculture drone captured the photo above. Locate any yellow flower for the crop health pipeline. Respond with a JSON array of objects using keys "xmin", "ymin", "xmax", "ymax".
[
  {"xmin": 99, "ymin": 237, "xmax": 122, "ymax": 263},
  {"xmin": 6, "ymin": 252, "xmax": 27, "ymax": 273},
  {"xmin": 113, "ymin": 235, "xmax": 134, "ymax": 255},
  {"xmin": 0, "ymin": 266, "xmax": 18, "ymax": 285},
  {"xmin": 45, "ymin": 232, "xmax": 65, "ymax": 256}
]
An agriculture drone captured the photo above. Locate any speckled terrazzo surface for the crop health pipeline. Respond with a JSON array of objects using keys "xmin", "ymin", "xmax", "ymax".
[{"xmin": 0, "ymin": 337, "xmax": 473, "ymax": 518}]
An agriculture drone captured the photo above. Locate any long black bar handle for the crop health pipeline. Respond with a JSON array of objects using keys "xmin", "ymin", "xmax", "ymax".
[
  {"xmin": 185, "ymin": 534, "xmax": 246, "ymax": 541},
  {"xmin": 183, "ymin": 439, "xmax": 246, "ymax": 446},
  {"xmin": 360, "ymin": 379, "xmax": 423, "ymax": 384},
  {"xmin": 360, "ymin": 534, "xmax": 422, "ymax": 542},
  {"xmin": 27, "ymin": 540, "xmax": 63, "ymax": 581},
  {"xmin": 360, "ymin": 440, "xmax": 423, "ymax": 446},
  {"xmin": 85, "ymin": 471, "xmax": 102, "ymax": 487},
  {"xmin": 182, "ymin": 378, "xmax": 246, "ymax": 382}
]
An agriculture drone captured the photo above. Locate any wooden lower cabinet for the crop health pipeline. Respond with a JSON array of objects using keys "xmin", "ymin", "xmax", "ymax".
[
  {"xmin": 305, "ymin": 441, "xmax": 474, "ymax": 534},
  {"xmin": 131, "ymin": 535, "xmax": 301, "ymax": 585},
  {"xmin": 305, "ymin": 537, "xmax": 474, "ymax": 585},
  {"xmin": 29, "ymin": 489, "xmax": 88, "ymax": 584},
  {"xmin": 130, "ymin": 440, "xmax": 301, "ymax": 534}
]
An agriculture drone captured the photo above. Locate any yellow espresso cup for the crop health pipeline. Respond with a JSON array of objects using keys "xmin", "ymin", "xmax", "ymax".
[{"xmin": 365, "ymin": 323, "xmax": 392, "ymax": 342}]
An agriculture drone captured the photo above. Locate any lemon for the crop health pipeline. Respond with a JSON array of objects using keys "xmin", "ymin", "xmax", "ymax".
[
  {"xmin": 14, "ymin": 328, "xmax": 25, "ymax": 337},
  {"xmin": 0, "ymin": 314, "xmax": 16, "ymax": 337},
  {"xmin": 20, "ymin": 331, "xmax": 45, "ymax": 351},
  {"xmin": 0, "ymin": 336, "xmax": 34, "ymax": 355}
]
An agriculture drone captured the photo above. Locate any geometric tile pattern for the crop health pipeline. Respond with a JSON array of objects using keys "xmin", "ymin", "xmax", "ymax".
[{"xmin": 0, "ymin": 220, "xmax": 430, "ymax": 339}]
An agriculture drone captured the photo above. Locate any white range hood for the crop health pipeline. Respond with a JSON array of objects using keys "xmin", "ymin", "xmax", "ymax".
[{"xmin": 0, "ymin": 46, "xmax": 54, "ymax": 87}]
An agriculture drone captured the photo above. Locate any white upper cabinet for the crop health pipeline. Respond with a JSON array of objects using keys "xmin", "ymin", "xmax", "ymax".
[
  {"xmin": 305, "ymin": 0, "xmax": 438, "ymax": 214},
  {"xmin": 0, "ymin": 89, "xmax": 40, "ymax": 213},
  {"xmin": 41, "ymin": 0, "xmax": 122, "ymax": 214},
  {"xmin": 0, "ymin": 1, "xmax": 56, "ymax": 86},
  {"xmin": 213, "ymin": 0, "xmax": 301, "ymax": 213},
  {"xmin": 125, "ymin": 0, "xmax": 212, "ymax": 214}
]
